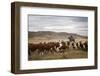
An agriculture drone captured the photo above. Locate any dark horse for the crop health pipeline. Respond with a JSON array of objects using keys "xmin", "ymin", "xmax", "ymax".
[{"xmin": 68, "ymin": 36, "xmax": 75, "ymax": 42}]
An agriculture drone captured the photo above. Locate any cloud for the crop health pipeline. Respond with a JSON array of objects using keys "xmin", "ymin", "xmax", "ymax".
[
  {"xmin": 44, "ymin": 26, "xmax": 75, "ymax": 30},
  {"xmin": 28, "ymin": 15, "xmax": 88, "ymax": 36}
]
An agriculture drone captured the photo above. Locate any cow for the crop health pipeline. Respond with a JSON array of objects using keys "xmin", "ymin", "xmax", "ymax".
[
  {"xmin": 83, "ymin": 41, "xmax": 88, "ymax": 51},
  {"xmin": 58, "ymin": 41, "xmax": 68, "ymax": 53}
]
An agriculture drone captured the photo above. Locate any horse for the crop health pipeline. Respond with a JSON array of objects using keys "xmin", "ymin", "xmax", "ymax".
[{"xmin": 68, "ymin": 36, "xmax": 75, "ymax": 42}]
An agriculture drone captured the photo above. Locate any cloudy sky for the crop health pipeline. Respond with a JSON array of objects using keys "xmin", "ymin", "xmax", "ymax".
[{"xmin": 28, "ymin": 15, "xmax": 88, "ymax": 36}]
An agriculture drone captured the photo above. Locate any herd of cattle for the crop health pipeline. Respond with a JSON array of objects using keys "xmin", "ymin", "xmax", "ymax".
[{"xmin": 28, "ymin": 40, "xmax": 88, "ymax": 56}]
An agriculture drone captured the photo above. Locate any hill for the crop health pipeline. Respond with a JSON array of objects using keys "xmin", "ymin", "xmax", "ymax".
[{"xmin": 28, "ymin": 31, "xmax": 87, "ymax": 39}]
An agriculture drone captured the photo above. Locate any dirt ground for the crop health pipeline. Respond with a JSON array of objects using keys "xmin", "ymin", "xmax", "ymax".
[{"xmin": 28, "ymin": 49, "xmax": 88, "ymax": 60}]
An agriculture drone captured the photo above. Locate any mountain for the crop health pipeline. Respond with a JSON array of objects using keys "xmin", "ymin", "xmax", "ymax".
[{"xmin": 28, "ymin": 31, "xmax": 87, "ymax": 39}]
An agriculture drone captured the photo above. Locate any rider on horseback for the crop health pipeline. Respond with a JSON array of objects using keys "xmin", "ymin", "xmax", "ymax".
[{"xmin": 68, "ymin": 35, "xmax": 75, "ymax": 42}]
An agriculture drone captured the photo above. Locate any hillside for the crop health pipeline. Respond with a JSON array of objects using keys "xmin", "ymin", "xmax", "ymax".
[{"xmin": 28, "ymin": 31, "xmax": 87, "ymax": 39}]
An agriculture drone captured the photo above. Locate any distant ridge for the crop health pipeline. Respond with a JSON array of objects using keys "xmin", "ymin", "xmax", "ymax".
[{"xmin": 28, "ymin": 31, "xmax": 87, "ymax": 39}]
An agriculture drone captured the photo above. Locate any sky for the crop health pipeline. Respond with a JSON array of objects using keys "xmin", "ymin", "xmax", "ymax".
[{"xmin": 28, "ymin": 15, "xmax": 88, "ymax": 36}]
